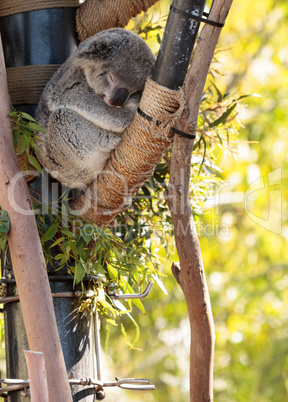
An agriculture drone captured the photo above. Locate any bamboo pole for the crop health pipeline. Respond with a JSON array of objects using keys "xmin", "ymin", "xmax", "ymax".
[{"xmin": 0, "ymin": 35, "xmax": 72, "ymax": 402}]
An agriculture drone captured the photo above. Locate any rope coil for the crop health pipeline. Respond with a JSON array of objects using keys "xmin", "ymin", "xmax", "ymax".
[
  {"xmin": 0, "ymin": 0, "xmax": 80, "ymax": 17},
  {"xmin": 6, "ymin": 65, "xmax": 61, "ymax": 105},
  {"xmin": 71, "ymin": 77, "xmax": 185, "ymax": 225},
  {"xmin": 76, "ymin": 0, "xmax": 159, "ymax": 41}
]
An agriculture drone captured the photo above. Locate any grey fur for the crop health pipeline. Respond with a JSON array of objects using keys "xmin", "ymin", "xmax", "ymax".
[{"xmin": 36, "ymin": 28, "xmax": 155, "ymax": 188}]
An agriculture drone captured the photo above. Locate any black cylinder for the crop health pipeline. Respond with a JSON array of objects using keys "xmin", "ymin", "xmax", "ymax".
[{"xmin": 152, "ymin": 0, "xmax": 206, "ymax": 89}]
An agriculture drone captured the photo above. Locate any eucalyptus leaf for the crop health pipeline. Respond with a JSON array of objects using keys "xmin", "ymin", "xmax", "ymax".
[
  {"xmin": 74, "ymin": 262, "xmax": 86, "ymax": 285},
  {"xmin": 209, "ymin": 103, "xmax": 237, "ymax": 127},
  {"xmin": 21, "ymin": 112, "xmax": 36, "ymax": 121},
  {"xmin": 13, "ymin": 129, "xmax": 21, "ymax": 148},
  {"xmin": 106, "ymin": 264, "xmax": 118, "ymax": 280},
  {"xmin": 0, "ymin": 210, "xmax": 10, "ymax": 233},
  {"xmin": 41, "ymin": 222, "xmax": 59, "ymax": 243},
  {"xmin": 27, "ymin": 155, "xmax": 42, "ymax": 173},
  {"xmin": 20, "ymin": 133, "xmax": 30, "ymax": 153},
  {"xmin": 27, "ymin": 122, "xmax": 46, "ymax": 132}
]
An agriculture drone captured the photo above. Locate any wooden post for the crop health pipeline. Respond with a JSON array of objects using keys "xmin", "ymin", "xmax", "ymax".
[
  {"xmin": 24, "ymin": 351, "xmax": 49, "ymax": 402},
  {"xmin": 0, "ymin": 35, "xmax": 72, "ymax": 402}
]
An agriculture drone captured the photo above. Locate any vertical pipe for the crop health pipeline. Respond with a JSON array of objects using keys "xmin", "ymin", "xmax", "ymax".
[
  {"xmin": 152, "ymin": 0, "xmax": 206, "ymax": 89},
  {"xmin": 93, "ymin": 312, "xmax": 102, "ymax": 382}
]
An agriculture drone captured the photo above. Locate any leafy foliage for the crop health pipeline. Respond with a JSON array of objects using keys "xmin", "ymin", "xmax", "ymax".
[
  {"xmin": 9, "ymin": 108, "xmax": 44, "ymax": 173},
  {"xmin": 35, "ymin": 199, "xmax": 165, "ymax": 342}
]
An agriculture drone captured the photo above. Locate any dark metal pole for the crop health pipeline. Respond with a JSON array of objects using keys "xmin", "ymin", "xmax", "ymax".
[
  {"xmin": 0, "ymin": 8, "xmax": 95, "ymax": 402},
  {"xmin": 152, "ymin": 0, "xmax": 206, "ymax": 89}
]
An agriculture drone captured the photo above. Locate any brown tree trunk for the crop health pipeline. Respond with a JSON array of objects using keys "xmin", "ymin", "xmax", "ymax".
[
  {"xmin": 0, "ymin": 35, "xmax": 72, "ymax": 402},
  {"xmin": 166, "ymin": 0, "xmax": 233, "ymax": 400}
]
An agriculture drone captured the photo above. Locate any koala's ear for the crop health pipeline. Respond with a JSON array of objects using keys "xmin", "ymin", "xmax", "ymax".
[{"xmin": 78, "ymin": 40, "xmax": 115, "ymax": 61}]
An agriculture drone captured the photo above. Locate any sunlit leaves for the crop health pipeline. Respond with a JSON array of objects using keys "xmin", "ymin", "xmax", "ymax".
[{"xmin": 36, "ymin": 201, "xmax": 165, "ymax": 335}]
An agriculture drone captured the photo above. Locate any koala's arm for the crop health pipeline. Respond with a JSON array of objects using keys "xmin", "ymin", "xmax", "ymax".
[
  {"xmin": 49, "ymin": 79, "xmax": 136, "ymax": 134},
  {"xmin": 36, "ymin": 107, "xmax": 123, "ymax": 188}
]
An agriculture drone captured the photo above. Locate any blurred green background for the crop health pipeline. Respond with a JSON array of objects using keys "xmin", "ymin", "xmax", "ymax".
[
  {"xmin": 1, "ymin": 0, "xmax": 288, "ymax": 401},
  {"xmin": 105, "ymin": 1, "xmax": 288, "ymax": 401}
]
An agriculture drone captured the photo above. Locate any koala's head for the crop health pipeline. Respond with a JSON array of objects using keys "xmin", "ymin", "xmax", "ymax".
[{"xmin": 75, "ymin": 28, "xmax": 155, "ymax": 108}]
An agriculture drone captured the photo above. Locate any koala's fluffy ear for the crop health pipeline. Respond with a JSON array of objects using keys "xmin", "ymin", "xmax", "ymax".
[{"xmin": 78, "ymin": 40, "xmax": 116, "ymax": 60}]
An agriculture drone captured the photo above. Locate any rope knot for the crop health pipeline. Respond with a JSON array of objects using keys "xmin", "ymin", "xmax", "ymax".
[{"xmin": 138, "ymin": 77, "xmax": 185, "ymax": 139}]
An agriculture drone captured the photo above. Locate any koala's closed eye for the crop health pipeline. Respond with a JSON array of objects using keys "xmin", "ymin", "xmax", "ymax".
[{"xmin": 35, "ymin": 28, "xmax": 155, "ymax": 189}]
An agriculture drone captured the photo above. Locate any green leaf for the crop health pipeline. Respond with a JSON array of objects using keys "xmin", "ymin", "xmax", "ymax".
[
  {"xmin": 121, "ymin": 280, "xmax": 146, "ymax": 314},
  {"xmin": 41, "ymin": 222, "xmax": 60, "ymax": 243},
  {"xmin": 31, "ymin": 142, "xmax": 41, "ymax": 158},
  {"xmin": 13, "ymin": 129, "xmax": 21, "ymax": 149},
  {"xmin": 27, "ymin": 122, "xmax": 46, "ymax": 132},
  {"xmin": 50, "ymin": 236, "xmax": 65, "ymax": 248},
  {"xmin": 0, "ymin": 210, "xmax": 10, "ymax": 233},
  {"xmin": 0, "ymin": 237, "xmax": 7, "ymax": 250},
  {"xmin": 104, "ymin": 317, "xmax": 118, "ymax": 326},
  {"xmin": 27, "ymin": 154, "xmax": 42, "ymax": 173},
  {"xmin": 106, "ymin": 264, "xmax": 118, "ymax": 280},
  {"xmin": 209, "ymin": 103, "xmax": 237, "ymax": 127},
  {"xmin": 131, "ymin": 297, "xmax": 146, "ymax": 314},
  {"xmin": 0, "ymin": 225, "xmax": 8, "ymax": 234},
  {"xmin": 21, "ymin": 112, "xmax": 36, "ymax": 121},
  {"xmin": 20, "ymin": 133, "xmax": 30, "ymax": 153},
  {"xmin": 74, "ymin": 262, "xmax": 86, "ymax": 285},
  {"xmin": 82, "ymin": 231, "xmax": 92, "ymax": 245},
  {"xmin": 9, "ymin": 111, "xmax": 18, "ymax": 117},
  {"xmin": 236, "ymin": 93, "xmax": 261, "ymax": 101},
  {"xmin": 93, "ymin": 263, "xmax": 106, "ymax": 276},
  {"xmin": 120, "ymin": 320, "xmax": 142, "ymax": 350},
  {"xmin": 211, "ymin": 81, "xmax": 223, "ymax": 102}
]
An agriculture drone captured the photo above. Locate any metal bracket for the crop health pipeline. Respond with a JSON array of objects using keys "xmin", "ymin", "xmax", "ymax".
[
  {"xmin": 0, "ymin": 377, "xmax": 155, "ymax": 396},
  {"xmin": 107, "ymin": 282, "xmax": 153, "ymax": 300},
  {"xmin": 0, "ymin": 276, "xmax": 155, "ymax": 398},
  {"xmin": 0, "ymin": 280, "xmax": 153, "ymax": 304}
]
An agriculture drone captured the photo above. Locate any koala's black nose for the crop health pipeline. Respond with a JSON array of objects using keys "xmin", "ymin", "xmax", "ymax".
[{"xmin": 109, "ymin": 88, "xmax": 129, "ymax": 108}]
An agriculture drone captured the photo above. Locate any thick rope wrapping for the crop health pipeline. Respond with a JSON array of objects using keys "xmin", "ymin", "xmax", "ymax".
[
  {"xmin": 7, "ymin": 65, "xmax": 61, "ymax": 105},
  {"xmin": 76, "ymin": 0, "xmax": 160, "ymax": 41},
  {"xmin": 0, "ymin": 0, "xmax": 80, "ymax": 17},
  {"xmin": 71, "ymin": 77, "xmax": 185, "ymax": 226}
]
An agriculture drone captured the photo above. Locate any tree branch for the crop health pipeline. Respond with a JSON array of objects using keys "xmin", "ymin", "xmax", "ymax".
[{"xmin": 166, "ymin": 1, "xmax": 233, "ymax": 400}]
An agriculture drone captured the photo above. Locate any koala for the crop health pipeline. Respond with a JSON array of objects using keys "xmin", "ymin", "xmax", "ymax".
[{"xmin": 35, "ymin": 28, "xmax": 155, "ymax": 189}]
